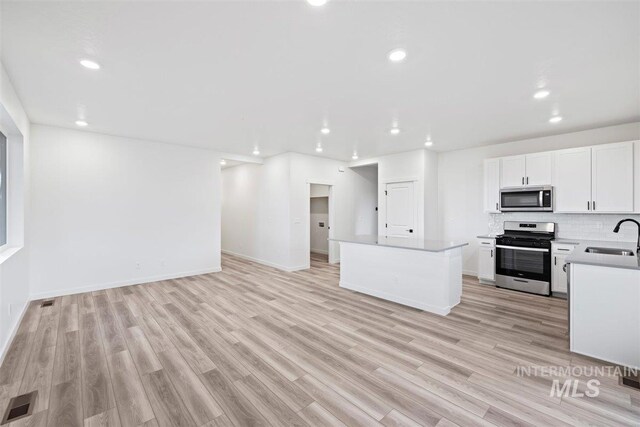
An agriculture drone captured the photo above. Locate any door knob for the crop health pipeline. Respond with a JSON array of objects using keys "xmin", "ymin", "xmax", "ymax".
[{"xmin": 407, "ymin": 229, "xmax": 414, "ymax": 233}]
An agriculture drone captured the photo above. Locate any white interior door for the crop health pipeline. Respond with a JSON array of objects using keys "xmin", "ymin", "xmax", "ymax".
[{"xmin": 385, "ymin": 181, "xmax": 416, "ymax": 237}]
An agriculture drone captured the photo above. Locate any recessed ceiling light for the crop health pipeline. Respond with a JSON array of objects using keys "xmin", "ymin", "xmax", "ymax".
[
  {"xmin": 352, "ymin": 152, "xmax": 359, "ymax": 160},
  {"xmin": 425, "ymin": 140, "xmax": 433, "ymax": 147},
  {"xmin": 75, "ymin": 120, "xmax": 88, "ymax": 127},
  {"xmin": 388, "ymin": 49, "xmax": 407, "ymax": 63},
  {"xmin": 307, "ymin": 0, "xmax": 327, "ymax": 6},
  {"xmin": 252, "ymin": 148, "xmax": 260, "ymax": 156},
  {"xmin": 79, "ymin": 59, "xmax": 100, "ymax": 70},
  {"xmin": 549, "ymin": 115, "xmax": 563, "ymax": 124},
  {"xmin": 390, "ymin": 127, "xmax": 400, "ymax": 135},
  {"xmin": 220, "ymin": 159, "xmax": 226, "ymax": 165},
  {"xmin": 320, "ymin": 127, "xmax": 330, "ymax": 135},
  {"xmin": 534, "ymin": 89, "xmax": 550, "ymax": 99},
  {"xmin": 316, "ymin": 146, "xmax": 323, "ymax": 153}
]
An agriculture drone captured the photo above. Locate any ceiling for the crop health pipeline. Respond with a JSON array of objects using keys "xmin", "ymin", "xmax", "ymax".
[{"xmin": 1, "ymin": 1, "xmax": 638, "ymax": 161}]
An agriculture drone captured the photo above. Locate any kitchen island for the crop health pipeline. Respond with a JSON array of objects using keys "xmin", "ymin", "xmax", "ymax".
[
  {"xmin": 566, "ymin": 240, "xmax": 640, "ymax": 370},
  {"xmin": 329, "ymin": 235, "xmax": 468, "ymax": 315}
]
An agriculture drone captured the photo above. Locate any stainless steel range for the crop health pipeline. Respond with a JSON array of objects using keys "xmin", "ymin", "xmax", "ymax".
[{"xmin": 495, "ymin": 221, "xmax": 555, "ymax": 296}]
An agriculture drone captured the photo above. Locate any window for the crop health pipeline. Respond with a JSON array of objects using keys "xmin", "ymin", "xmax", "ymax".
[{"xmin": 0, "ymin": 131, "xmax": 6, "ymax": 247}]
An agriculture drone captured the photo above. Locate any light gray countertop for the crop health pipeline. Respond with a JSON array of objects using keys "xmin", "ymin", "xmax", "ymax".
[
  {"xmin": 477, "ymin": 234, "xmax": 498, "ymax": 239},
  {"xmin": 329, "ymin": 235, "xmax": 468, "ymax": 253},
  {"xmin": 563, "ymin": 239, "xmax": 640, "ymax": 271}
]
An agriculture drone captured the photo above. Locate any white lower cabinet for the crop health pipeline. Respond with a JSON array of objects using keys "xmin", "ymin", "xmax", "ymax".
[
  {"xmin": 478, "ymin": 238, "xmax": 495, "ymax": 282},
  {"xmin": 551, "ymin": 243, "xmax": 576, "ymax": 294}
]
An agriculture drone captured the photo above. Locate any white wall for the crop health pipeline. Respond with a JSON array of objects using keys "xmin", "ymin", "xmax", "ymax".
[
  {"xmin": 438, "ymin": 122, "xmax": 640, "ymax": 275},
  {"xmin": 221, "ymin": 155, "xmax": 291, "ymax": 269},
  {"xmin": 289, "ymin": 153, "xmax": 355, "ymax": 267},
  {"xmin": 0, "ymin": 62, "xmax": 30, "ymax": 359},
  {"xmin": 222, "ymin": 152, "xmax": 380, "ymax": 270},
  {"xmin": 29, "ymin": 125, "xmax": 221, "ymax": 298},
  {"xmin": 310, "ymin": 196, "xmax": 329, "ymax": 254},
  {"xmin": 354, "ymin": 149, "xmax": 439, "ymax": 240}
]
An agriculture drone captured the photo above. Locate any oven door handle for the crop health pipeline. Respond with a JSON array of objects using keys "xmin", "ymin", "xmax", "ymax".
[{"xmin": 496, "ymin": 245, "xmax": 550, "ymax": 253}]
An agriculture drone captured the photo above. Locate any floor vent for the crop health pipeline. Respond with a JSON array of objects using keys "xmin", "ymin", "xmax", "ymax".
[
  {"xmin": 622, "ymin": 375, "xmax": 640, "ymax": 390},
  {"xmin": 1, "ymin": 391, "xmax": 37, "ymax": 425},
  {"xmin": 40, "ymin": 300, "xmax": 54, "ymax": 308}
]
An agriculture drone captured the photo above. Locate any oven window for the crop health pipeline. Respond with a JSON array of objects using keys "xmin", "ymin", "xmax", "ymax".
[
  {"xmin": 501, "ymin": 191, "xmax": 539, "ymax": 208},
  {"xmin": 498, "ymin": 248, "xmax": 545, "ymax": 275}
]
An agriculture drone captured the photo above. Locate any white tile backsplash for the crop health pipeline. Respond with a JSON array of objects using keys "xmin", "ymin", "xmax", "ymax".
[{"xmin": 488, "ymin": 213, "xmax": 640, "ymax": 242}]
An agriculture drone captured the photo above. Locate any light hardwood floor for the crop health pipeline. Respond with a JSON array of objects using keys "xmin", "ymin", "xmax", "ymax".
[{"xmin": 0, "ymin": 253, "xmax": 638, "ymax": 426}]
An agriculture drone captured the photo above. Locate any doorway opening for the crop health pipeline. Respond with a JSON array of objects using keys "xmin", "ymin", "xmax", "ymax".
[
  {"xmin": 351, "ymin": 164, "xmax": 378, "ymax": 236},
  {"xmin": 309, "ymin": 184, "xmax": 331, "ymax": 266}
]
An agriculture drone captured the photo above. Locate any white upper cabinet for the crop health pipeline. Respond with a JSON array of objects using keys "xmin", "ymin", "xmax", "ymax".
[
  {"xmin": 524, "ymin": 152, "xmax": 552, "ymax": 186},
  {"xmin": 485, "ymin": 140, "xmax": 638, "ymax": 214},
  {"xmin": 635, "ymin": 141, "xmax": 640, "ymax": 213},
  {"xmin": 553, "ymin": 147, "xmax": 592, "ymax": 212},
  {"xmin": 483, "ymin": 159, "xmax": 500, "ymax": 213},
  {"xmin": 591, "ymin": 141, "xmax": 634, "ymax": 213},
  {"xmin": 500, "ymin": 153, "xmax": 552, "ymax": 188},
  {"xmin": 500, "ymin": 155, "xmax": 526, "ymax": 188}
]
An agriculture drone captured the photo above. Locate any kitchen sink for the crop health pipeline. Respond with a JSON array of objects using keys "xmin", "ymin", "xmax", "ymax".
[{"xmin": 584, "ymin": 247, "xmax": 635, "ymax": 256}]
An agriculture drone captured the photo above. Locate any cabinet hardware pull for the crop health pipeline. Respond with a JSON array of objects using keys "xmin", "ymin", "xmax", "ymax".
[
  {"xmin": 563, "ymin": 264, "xmax": 567, "ymax": 273},
  {"xmin": 592, "ymin": 201, "xmax": 596, "ymax": 211},
  {"xmin": 557, "ymin": 248, "xmax": 570, "ymax": 251},
  {"xmin": 587, "ymin": 201, "xmax": 590, "ymax": 210},
  {"xmin": 554, "ymin": 256, "xmax": 557, "ymax": 266},
  {"xmin": 496, "ymin": 202, "xmax": 499, "ymax": 210},
  {"xmin": 522, "ymin": 177, "xmax": 524, "ymax": 185},
  {"xmin": 491, "ymin": 249, "xmax": 493, "ymax": 257},
  {"xmin": 526, "ymin": 177, "xmax": 529, "ymax": 185}
]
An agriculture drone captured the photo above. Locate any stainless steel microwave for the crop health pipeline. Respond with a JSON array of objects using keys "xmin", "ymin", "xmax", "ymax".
[{"xmin": 499, "ymin": 186, "xmax": 553, "ymax": 212}]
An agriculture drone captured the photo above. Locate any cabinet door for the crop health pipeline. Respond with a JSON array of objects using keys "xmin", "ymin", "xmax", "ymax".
[
  {"xmin": 500, "ymin": 155, "xmax": 526, "ymax": 188},
  {"xmin": 525, "ymin": 152, "xmax": 552, "ymax": 186},
  {"xmin": 552, "ymin": 254, "xmax": 568, "ymax": 293},
  {"xmin": 591, "ymin": 142, "xmax": 634, "ymax": 213},
  {"xmin": 483, "ymin": 159, "xmax": 500, "ymax": 213},
  {"xmin": 478, "ymin": 247, "xmax": 495, "ymax": 281},
  {"xmin": 553, "ymin": 147, "xmax": 592, "ymax": 212},
  {"xmin": 635, "ymin": 141, "xmax": 640, "ymax": 213}
]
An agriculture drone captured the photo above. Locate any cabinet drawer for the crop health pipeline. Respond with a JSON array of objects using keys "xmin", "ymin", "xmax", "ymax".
[
  {"xmin": 552, "ymin": 243, "xmax": 576, "ymax": 254},
  {"xmin": 478, "ymin": 238, "xmax": 495, "ymax": 248}
]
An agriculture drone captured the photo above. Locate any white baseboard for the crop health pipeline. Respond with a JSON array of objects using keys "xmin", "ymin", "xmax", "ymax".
[
  {"xmin": 222, "ymin": 249, "xmax": 308, "ymax": 272},
  {"xmin": 0, "ymin": 299, "xmax": 29, "ymax": 367},
  {"xmin": 29, "ymin": 266, "xmax": 222, "ymax": 300},
  {"xmin": 310, "ymin": 249, "xmax": 328, "ymax": 255}
]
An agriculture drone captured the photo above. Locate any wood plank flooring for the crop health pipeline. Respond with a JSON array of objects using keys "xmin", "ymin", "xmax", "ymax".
[{"xmin": 0, "ymin": 252, "xmax": 638, "ymax": 426}]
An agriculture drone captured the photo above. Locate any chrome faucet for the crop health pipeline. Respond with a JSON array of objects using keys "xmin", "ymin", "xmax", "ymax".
[{"xmin": 613, "ymin": 218, "xmax": 640, "ymax": 253}]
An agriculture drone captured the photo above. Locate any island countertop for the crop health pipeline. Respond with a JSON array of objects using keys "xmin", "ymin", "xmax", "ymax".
[
  {"xmin": 329, "ymin": 235, "xmax": 468, "ymax": 253},
  {"xmin": 564, "ymin": 239, "xmax": 640, "ymax": 271}
]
